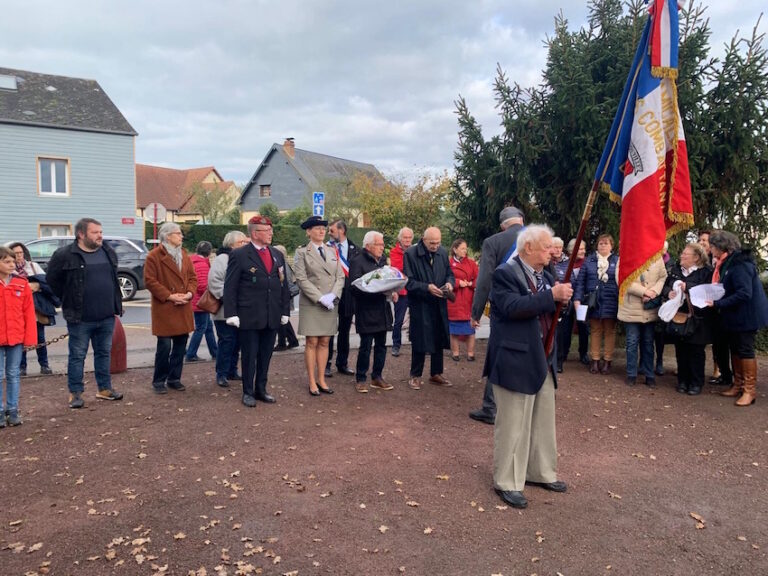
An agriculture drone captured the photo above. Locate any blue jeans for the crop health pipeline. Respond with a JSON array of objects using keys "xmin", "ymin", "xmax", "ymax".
[
  {"xmin": 214, "ymin": 320, "xmax": 241, "ymax": 379},
  {"xmin": 67, "ymin": 317, "xmax": 115, "ymax": 394},
  {"xmin": 1, "ymin": 344, "xmax": 23, "ymax": 414},
  {"xmin": 392, "ymin": 295, "xmax": 408, "ymax": 348},
  {"xmin": 625, "ymin": 322, "xmax": 655, "ymax": 378},
  {"xmin": 186, "ymin": 312, "xmax": 218, "ymax": 360}
]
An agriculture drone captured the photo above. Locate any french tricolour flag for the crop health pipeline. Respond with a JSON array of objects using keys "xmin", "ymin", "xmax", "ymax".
[{"xmin": 594, "ymin": 0, "xmax": 693, "ymax": 298}]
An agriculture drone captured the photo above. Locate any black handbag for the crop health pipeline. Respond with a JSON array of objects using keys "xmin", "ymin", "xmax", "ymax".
[
  {"xmin": 289, "ymin": 282, "xmax": 300, "ymax": 298},
  {"xmin": 585, "ymin": 290, "xmax": 598, "ymax": 309},
  {"xmin": 665, "ymin": 307, "xmax": 697, "ymax": 339}
]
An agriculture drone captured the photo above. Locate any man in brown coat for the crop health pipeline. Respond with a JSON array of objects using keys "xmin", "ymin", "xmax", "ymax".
[{"xmin": 144, "ymin": 222, "xmax": 197, "ymax": 394}]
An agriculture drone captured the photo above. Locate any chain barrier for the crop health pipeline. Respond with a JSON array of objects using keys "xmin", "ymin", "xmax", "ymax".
[{"xmin": 24, "ymin": 333, "xmax": 69, "ymax": 352}]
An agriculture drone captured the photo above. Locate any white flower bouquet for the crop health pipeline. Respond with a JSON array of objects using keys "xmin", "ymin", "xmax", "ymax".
[{"xmin": 352, "ymin": 265, "xmax": 408, "ymax": 294}]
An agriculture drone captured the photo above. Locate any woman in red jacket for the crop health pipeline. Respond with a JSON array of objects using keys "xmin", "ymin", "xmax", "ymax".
[
  {"xmin": 0, "ymin": 246, "xmax": 37, "ymax": 427},
  {"xmin": 447, "ymin": 239, "xmax": 479, "ymax": 361}
]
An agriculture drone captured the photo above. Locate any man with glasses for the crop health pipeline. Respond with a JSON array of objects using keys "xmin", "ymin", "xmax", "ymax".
[
  {"xmin": 224, "ymin": 216, "xmax": 291, "ymax": 407},
  {"xmin": 403, "ymin": 227, "xmax": 454, "ymax": 390},
  {"xmin": 47, "ymin": 217, "xmax": 124, "ymax": 408}
]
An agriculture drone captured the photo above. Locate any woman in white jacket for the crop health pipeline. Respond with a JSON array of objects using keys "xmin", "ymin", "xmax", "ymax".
[{"xmin": 617, "ymin": 257, "xmax": 667, "ymax": 387}]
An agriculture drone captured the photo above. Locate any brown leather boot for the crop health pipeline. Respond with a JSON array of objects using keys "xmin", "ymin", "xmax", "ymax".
[
  {"xmin": 721, "ymin": 355, "xmax": 743, "ymax": 398},
  {"xmin": 589, "ymin": 360, "xmax": 600, "ymax": 374},
  {"xmin": 736, "ymin": 358, "xmax": 757, "ymax": 407},
  {"xmin": 600, "ymin": 360, "xmax": 612, "ymax": 375}
]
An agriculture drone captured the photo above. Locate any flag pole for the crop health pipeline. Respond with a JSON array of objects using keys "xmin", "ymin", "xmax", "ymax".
[{"xmin": 544, "ymin": 180, "xmax": 599, "ymax": 357}]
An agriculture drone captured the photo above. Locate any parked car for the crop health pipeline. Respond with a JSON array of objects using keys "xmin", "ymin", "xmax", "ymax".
[{"xmin": 24, "ymin": 236, "xmax": 147, "ymax": 301}]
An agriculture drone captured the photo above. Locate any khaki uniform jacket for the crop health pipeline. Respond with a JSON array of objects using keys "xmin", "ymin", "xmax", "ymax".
[
  {"xmin": 144, "ymin": 245, "xmax": 197, "ymax": 337},
  {"xmin": 293, "ymin": 243, "xmax": 345, "ymax": 336},
  {"xmin": 617, "ymin": 257, "xmax": 667, "ymax": 324}
]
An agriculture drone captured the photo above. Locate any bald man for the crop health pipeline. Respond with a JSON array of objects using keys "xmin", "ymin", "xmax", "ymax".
[{"xmin": 403, "ymin": 227, "xmax": 455, "ymax": 390}]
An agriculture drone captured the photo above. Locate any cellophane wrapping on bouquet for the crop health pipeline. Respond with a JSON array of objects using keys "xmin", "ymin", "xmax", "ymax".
[{"xmin": 352, "ymin": 266, "xmax": 408, "ymax": 294}]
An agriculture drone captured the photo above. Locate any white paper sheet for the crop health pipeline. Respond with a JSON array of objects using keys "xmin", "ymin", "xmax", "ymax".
[
  {"xmin": 576, "ymin": 304, "xmax": 588, "ymax": 321},
  {"xmin": 688, "ymin": 283, "xmax": 725, "ymax": 308}
]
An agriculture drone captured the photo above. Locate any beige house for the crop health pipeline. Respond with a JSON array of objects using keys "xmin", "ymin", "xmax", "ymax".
[{"xmin": 136, "ymin": 164, "xmax": 240, "ymax": 223}]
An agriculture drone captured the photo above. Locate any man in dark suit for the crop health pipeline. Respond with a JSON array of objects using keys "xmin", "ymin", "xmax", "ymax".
[
  {"xmin": 224, "ymin": 216, "xmax": 290, "ymax": 407},
  {"xmin": 403, "ymin": 227, "xmax": 455, "ymax": 390},
  {"xmin": 486, "ymin": 224, "xmax": 572, "ymax": 509},
  {"xmin": 326, "ymin": 219, "xmax": 359, "ymax": 377},
  {"xmin": 468, "ymin": 206, "xmax": 525, "ymax": 424}
]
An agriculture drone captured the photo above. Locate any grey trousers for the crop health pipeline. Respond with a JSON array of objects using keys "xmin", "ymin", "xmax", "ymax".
[{"xmin": 492, "ymin": 373, "xmax": 558, "ymax": 492}]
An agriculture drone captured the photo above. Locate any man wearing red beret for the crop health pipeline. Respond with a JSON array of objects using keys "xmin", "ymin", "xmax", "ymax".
[{"xmin": 223, "ymin": 216, "xmax": 291, "ymax": 407}]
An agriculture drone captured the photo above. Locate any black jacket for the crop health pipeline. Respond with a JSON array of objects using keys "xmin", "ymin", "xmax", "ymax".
[
  {"xmin": 661, "ymin": 263, "xmax": 713, "ymax": 346},
  {"xmin": 404, "ymin": 241, "xmax": 455, "ymax": 353},
  {"xmin": 350, "ymin": 249, "xmax": 393, "ymax": 334},
  {"xmin": 46, "ymin": 241, "xmax": 122, "ymax": 323},
  {"xmin": 329, "ymin": 239, "xmax": 359, "ymax": 318},
  {"xmin": 223, "ymin": 244, "xmax": 290, "ymax": 330}
]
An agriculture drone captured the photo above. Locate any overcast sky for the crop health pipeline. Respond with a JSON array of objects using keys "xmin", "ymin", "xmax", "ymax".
[{"xmin": 1, "ymin": 1, "xmax": 764, "ymax": 184}]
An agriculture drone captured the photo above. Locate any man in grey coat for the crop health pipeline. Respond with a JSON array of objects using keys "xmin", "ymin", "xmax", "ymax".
[{"xmin": 469, "ymin": 206, "xmax": 524, "ymax": 425}]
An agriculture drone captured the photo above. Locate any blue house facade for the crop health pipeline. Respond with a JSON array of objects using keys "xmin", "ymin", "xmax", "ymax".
[
  {"xmin": 0, "ymin": 67, "xmax": 141, "ymax": 243},
  {"xmin": 239, "ymin": 138, "xmax": 384, "ymax": 221}
]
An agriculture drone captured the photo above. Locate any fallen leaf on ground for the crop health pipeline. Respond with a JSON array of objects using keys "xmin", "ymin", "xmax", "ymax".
[
  {"xmin": 378, "ymin": 525, "xmax": 389, "ymax": 533},
  {"xmin": 174, "ymin": 532, "xmax": 186, "ymax": 540}
]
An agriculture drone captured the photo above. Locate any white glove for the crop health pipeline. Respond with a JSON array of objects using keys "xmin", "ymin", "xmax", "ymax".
[
  {"xmin": 280, "ymin": 315, "xmax": 290, "ymax": 325},
  {"xmin": 226, "ymin": 316, "xmax": 241, "ymax": 328},
  {"xmin": 319, "ymin": 293, "xmax": 336, "ymax": 309}
]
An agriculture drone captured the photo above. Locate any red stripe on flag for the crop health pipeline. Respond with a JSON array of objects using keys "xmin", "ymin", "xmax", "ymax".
[{"xmin": 618, "ymin": 170, "xmax": 668, "ymax": 291}]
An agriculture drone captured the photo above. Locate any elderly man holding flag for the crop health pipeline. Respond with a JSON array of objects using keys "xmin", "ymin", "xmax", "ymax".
[{"xmin": 544, "ymin": 0, "xmax": 694, "ymax": 376}]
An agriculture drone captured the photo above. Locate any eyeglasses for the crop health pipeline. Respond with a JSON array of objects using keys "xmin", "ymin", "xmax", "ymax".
[
  {"xmin": 253, "ymin": 228, "xmax": 273, "ymax": 232},
  {"xmin": 168, "ymin": 231, "xmax": 183, "ymax": 236}
]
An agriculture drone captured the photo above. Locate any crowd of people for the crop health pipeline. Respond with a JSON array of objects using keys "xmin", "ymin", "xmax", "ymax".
[{"xmin": 2, "ymin": 211, "xmax": 767, "ymax": 511}]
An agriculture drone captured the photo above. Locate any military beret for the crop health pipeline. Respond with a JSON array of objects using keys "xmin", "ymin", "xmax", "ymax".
[{"xmin": 249, "ymin": 215, "xmax": 272, "ymax": 226}]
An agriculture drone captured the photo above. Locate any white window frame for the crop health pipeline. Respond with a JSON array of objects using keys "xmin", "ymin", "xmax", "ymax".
[
  {"xmin": 38, "ymin": 223, "xmax": 72, "ymax": 237},
  {"xmin": 37, "ymin": 156, "xmax": 70, "ymax": 196}
]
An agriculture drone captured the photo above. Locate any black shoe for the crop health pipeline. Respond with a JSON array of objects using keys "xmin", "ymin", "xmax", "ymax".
[
  {"xmin": 645, "ymin": 377, "xmax": 656, "ymax": 389},
  {"xmin": 7, "ymin": 412, "xmax": 22, "ymax": 427},
  {"xmin": 655, "ymin": 365, "xmax": 665, "ymax": 376},
  {"xmin": 228, "ymin": 372, "xmax": 242, "ymax": 381},
  {"xmin": 391, "ymin": 347, "xmax": 400, "ymax": 357},
  {"xmin": 676, "ymin": 382, "xmax": 688, "ymax": 394},
  {"xmin": 69, "ymin": 392, "xmax": 84, "ymax": 408},
  {"xmin": 626, "ymin": 376, "xmax": 636, "ymax": 386},
  {"xmin": 556, "ymin": 362, "xmax": 564, "ymax": 374},
  {"xmin": 708, "ymin": 376, "xmax": 724, "ymax": 385},
  {"xmin": 580, "ymin": 354, "xmax": 590, "ymax": 366},
  {"xmin": 526, "ymin": 480, "xmax": 568, "ymax": 493},
  {"xmin": 495, "ymin": 488, "xmax": 528, "ymax": 509},
  {"xmin": 687, "ymin": 385, "xmax": 702, "ymax": 396},
  {"xmin": 216, "ymin": 375, "xmax": 229, "ymax": 388},
  {"xmin": 324, "ymin": 367, "xmax": 334, "ymax": 378},
  {"xmin": 167, "ymin": 381, "xmax": 186, "ymax": 391},
  {"xmin": 242, "ymin": 394, "xmax": 257, "ymax": 407},
  {"xmin": 153, "ymin": 384, "xmax": 168, "ymax": 395},
  {"xmin": 185, "ymin": 356, "xmax": 202, "ymax": 363},
  {"xmin": 274, "ymin": 345, "xmax": 288, "ymax": 351},
  {"xmin": 317, "ymin": 385, "xmax": 334, "ymax": 395},
  {"xmin": 337, "ymin": 366, "xmax": 355, "ymax": 376},
  {"xmin": 287, "ymin": 342, "xmax": 300, "ymax": 349},
  {"xmin": 40, "ymin": 366, "xmax": 53, "ymax": 375},
  {"xmin": 309, "ymin": 388, "xmax": 321, "ymax": 397},
  {"xmin": 469, "ymin": 410, "xmax": 495, "ymax": 425},
  {"xmin": 259, "ymin": 394, "xmax": 276, "ymax": 404}
]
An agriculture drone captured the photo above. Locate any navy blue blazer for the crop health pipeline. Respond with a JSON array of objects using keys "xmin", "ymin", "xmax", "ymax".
[
  {"xmin": 715, "ymin": 250, "xmax": 768, "ymax": 332},
  {"xmin": 484, "ymin": 258, "xmax": 558, "ymax": 395}
]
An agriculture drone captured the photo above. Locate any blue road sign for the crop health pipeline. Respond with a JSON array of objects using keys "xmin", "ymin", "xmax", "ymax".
[
  {"xmin": 313, "ymin": 204, "xmax": 325, "ymax": 217},
  {"xmin": 313, "ymin": 191, "xmax": 325, "ymax": 205}
]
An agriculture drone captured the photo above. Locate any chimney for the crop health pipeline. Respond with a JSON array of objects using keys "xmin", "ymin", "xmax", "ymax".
[{"xmin": 283, "ymin": 137, "xmax": 295, "ymax": 158}]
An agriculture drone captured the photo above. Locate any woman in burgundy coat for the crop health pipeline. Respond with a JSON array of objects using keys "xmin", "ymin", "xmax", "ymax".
[{"xmin": 447, "ymin": 238, "xmax": 479, "ymax": 361}]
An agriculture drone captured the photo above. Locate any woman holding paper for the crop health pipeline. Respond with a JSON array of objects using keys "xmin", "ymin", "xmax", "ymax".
[
  {"xmin": 293, "ymin": 216, "xmax": 345, "ymax": 396},
  {"xmin": 661, "ymin": 243, "xmax": 712, "ymax": 395},
  {"xmin": 572, "ymin": 234, "xmax": 619, "ymax": 375},
  {"xmin": 708, "ymin": 231, "xmax": 768, "ymax": 406}
]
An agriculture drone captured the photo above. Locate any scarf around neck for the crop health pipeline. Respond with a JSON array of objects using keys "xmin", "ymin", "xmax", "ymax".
[{"xmin": 597, "ymin": 252, "xmax": 611, "ymax": 283}]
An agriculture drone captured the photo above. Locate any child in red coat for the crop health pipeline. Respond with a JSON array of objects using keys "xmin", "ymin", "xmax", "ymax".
[{"xmin": 0, "ymin": 246, "xmax": 37, "ymax": 426}]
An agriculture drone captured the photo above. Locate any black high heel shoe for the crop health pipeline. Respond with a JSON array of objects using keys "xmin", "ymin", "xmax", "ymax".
[
  {"xmin": 317, "ymin": 385, "xmax": 334, "ymax": 395},
  {"xmin": 309, "ymin": 387, "xmax": 321, "ymax": 396}
]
